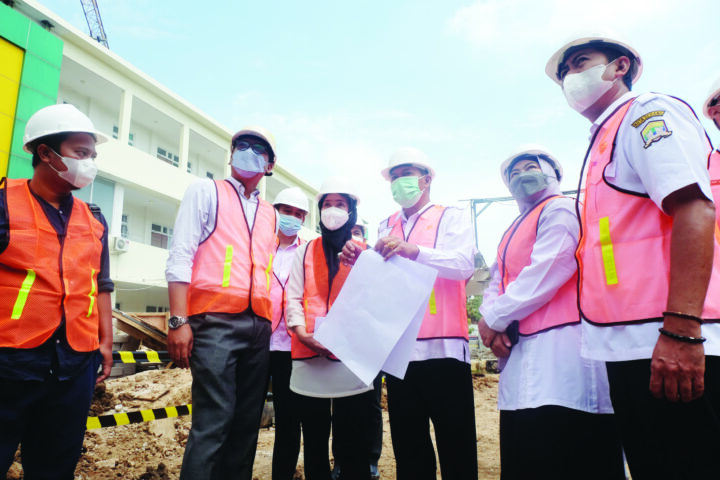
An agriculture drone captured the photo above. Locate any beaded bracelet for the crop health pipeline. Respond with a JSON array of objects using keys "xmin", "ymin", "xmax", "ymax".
[
  {"xmin": 658, "ymin": 327, "xmax": 706, "ymax": 344},
  {"xmin": 662, "ymin": 311, "xmax": 704, "ymax": 324}
]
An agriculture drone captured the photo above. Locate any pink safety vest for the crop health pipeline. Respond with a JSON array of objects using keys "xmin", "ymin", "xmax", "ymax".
[
  {"xmin": 497, "ymin": 195, "xmax": 579, "ymax": 335},
  {"xmin": 577, "ymin": 98, "xmax": 720, "ymax": 325},
  {"xmin": 710, "ymin": 149, "xmax": 720, "ymax": 233},
  {"xmin": 187, "ymin": 180, "xmax": 277, "ymax": 320},
  {"xmin": 270, "ymin": 237, "xmax": 306, "ymax": 333},
  {"xmin": 386, "ymin": 205, "xmax": 469, "ymax": 340}
]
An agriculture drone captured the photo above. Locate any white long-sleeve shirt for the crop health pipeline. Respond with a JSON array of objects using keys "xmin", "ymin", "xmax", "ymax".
[
  {"xmin": 377, "ymin": 203, "xmax": 476, "ymax": 363},
  {"xmin": 270, "ymin": 237, "xmax": 302, "ymax": 352},
  {"xmin": 581, "ymin": 91, "xmax": 720, "ymax": 361},
  {"xmin": 481, "ymin": 197, "xmax": 613, "ymax": 413},
  {"xmin": 165, "ymin": 177, "xmax": 261, "ymax": 283}
]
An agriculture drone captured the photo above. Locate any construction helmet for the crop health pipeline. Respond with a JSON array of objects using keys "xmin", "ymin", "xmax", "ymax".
[
  {"xmin": 703, "ymin": 76, "xmax": 720, "ymax": 119},
  {"xmin": 545, "ymin": 34, "xmax": 643, "ymax": 86},
  {"xmin": 381, "ymin": 147, "xmax": 436, "ymax": 181},
  {"xmin": 500, "ymin": 144, "xmax": 563, "ymax": 187},
  {"xmin": 315, "ymin": 176, "xmax": 360, "ymax": 204},
  {"xmin": 231, "ymin": 126, "xmax": 277, "ymax": 162},
  {"xmin": 274, "ymin": 186, "xmax": 310, "ymax": 213},
  {"xmin": 23, "ymin": 104, "xmax": 108, "ymax": 153}
]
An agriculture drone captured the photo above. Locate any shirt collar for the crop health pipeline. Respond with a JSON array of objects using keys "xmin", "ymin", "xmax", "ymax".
[
  {"xmin": 400, "ymin": 202, "xmax": 434, "ymax": 223},
  {"xmin": 590, "ymin": 91, "xmax": 638, "ymax": 137},
  {"xmin": 278, "ymin": 236, "xmax": 302, "ymax": 251},
  {"xmin": 226, "ymin": 176, "xmax": 260, "ymax": 200}
]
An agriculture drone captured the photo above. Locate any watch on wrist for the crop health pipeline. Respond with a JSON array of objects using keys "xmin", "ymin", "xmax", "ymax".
[{"xmin": 168, "ymin": 315, "xmax": 189, "ymax": 330}]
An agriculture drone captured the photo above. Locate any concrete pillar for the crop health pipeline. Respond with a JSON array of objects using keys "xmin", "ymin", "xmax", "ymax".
[
  {"xmin": 117, "ymin": 90, "xmax": 133, "ymax": 144},
  {"xmin": 179, "ymin": 124, "xmax": 190, "ymax": 173}
]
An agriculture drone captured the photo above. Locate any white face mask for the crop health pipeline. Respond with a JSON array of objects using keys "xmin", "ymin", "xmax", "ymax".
[
  {"xmin": 231, "ymin": 149, "xmax": 267, "ymax": 178},
  {"xmin": 49, "ymin": 149, "xmax": 98, "ymax": 189},
  {"xmin": 321, "ymin": 207, "xmax": 349, "ymax": 231},
  {"xmin": 562, "ymin": 62, "xmax": 617, "ymax": 113}
]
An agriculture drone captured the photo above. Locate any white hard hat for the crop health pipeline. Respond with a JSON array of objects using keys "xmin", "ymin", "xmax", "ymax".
[
  {"xmin": 232, "ymin": 126, "xmax": 277, "ymax": 162},
  {"xmin": 381, "ymin": 147, "xmax": 436, "ymax": 181},
  {"xmin": 545, "ymin": 34, "xmax": 643, "ymax": 86},
  {"xmin": 274, "ymin": 186, "xmax": 309, "ymax": 213},
  {"xmin": 500, "ymin": 144, "xmax": 563, "ymax": 187},
  {"xmin": 23, "ymin": 104, "xmax": 108, "ymax": 153},
  {"xmin": 703, "ymin": 76, "xmax": 720, "ymax": 119},
  {"xmin": 315, "ymin": 176, "xmax": 360, "ymax": 204}
]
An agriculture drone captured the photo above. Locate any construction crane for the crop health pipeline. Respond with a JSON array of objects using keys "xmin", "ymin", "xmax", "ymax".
[{"xmin": 79, "ymin": 0, "xmax": 109, "ymax": 48}]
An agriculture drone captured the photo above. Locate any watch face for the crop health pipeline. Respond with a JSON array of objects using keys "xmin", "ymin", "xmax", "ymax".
[{"xmin": 169, "ymin": 316, "xmax": 184, "ymax": 329}]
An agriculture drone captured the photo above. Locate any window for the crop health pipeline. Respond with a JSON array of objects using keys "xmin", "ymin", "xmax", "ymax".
[
  {"xmin": 156, "ymin": 147, "xmax": 179, "ymax": 167},
  {"xmin": 206, "ymin": 171, "xmax": 214, "ymax": 179},
  {"xmin": 112, "ymin": 126, "xmax": 135, "ymax": 145},
  {"xmin": 121, "ymin": 214, "xmax": 129, "ymax": 239},
  {"xmin": 151, "ymin": 223, "xmax": 173, "ymax": 249},
  {"xmin": 146, "ymin": 305, "xmax": 168, "ymax": 313},
  {"xmin": 187, "ymin": 162, "xmax": 192, "ymax": 173}
]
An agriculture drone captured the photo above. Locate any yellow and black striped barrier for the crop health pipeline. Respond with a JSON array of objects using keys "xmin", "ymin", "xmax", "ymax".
[
  {"xmin": 112, "ymin": 350, "xmax": 171, "ymax": 364},
  {"xmin": 87, "ymin": 404, "xmax": 192, "ymax": 430}
]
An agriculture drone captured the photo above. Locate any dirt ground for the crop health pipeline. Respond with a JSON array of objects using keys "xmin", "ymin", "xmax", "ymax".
[{"xmin": 6, "ymin": 368, "xmax": 500, "ymax": 480}]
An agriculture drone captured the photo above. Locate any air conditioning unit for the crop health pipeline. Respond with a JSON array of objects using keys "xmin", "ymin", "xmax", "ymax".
[{"xmin": 112, "ymin": 236, "xmax": 130, "ymax": 253}]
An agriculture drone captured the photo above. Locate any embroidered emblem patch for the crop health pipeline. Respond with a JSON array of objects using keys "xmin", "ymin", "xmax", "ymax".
[
  {"xmin": 641, "ymin": 120, "xmax": 672, "ymax": 148},
  {"xmin": 632, "ymin": 110, "xmax": 665, "ymax": 128}
]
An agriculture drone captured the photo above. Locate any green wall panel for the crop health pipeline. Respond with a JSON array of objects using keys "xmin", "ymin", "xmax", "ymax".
[
  {"xmin": 0, "ymin": 4, "xmax": 30, "ymax": 48},
  {"xmin": 0, "ymin": 2, "xmax": 63, "ymax": 179},
  {"xmin": 27, "ymin": 22, "xmax": 62, "ymax": 67}
]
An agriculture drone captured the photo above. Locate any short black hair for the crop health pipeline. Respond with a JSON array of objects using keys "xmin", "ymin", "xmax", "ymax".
[{"xmin": 27, "ymin": 132, "xmax": 71, "ymax": 168}]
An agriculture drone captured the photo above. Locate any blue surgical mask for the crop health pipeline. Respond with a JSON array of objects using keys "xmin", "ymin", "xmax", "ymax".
[
  {"xmin": 278, "ymin": 214, "xmax": 302, "ymax": 236},
  {"xmin": 231, "ymin": 149, "xmax": 267, "ymax": 178}
]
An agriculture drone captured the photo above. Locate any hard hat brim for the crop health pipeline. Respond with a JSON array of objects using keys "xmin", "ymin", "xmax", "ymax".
[{"xmin": 545, "ymin": 36, "xmax": 643, "ymax": 86}]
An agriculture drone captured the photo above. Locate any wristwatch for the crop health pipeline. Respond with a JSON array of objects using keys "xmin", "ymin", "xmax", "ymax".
[{"xmin": 168, "ymin": 315, "xmax": 189, "ymax": 330}]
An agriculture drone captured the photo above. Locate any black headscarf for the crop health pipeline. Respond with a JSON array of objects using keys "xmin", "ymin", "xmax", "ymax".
[{"xmin": 319, "ymin": 193, "xmax": 357, "ymax": 284}]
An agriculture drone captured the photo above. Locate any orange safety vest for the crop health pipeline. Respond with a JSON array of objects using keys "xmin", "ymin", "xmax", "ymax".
[
  {"xmin": 386, "ymin": 205, "xmax": 469, "ymax": 340},
  {"xmin": 187, "ymin": 180, "xmax": 277, "ymax": 320},
  {"xmin": 0, "ymin": 178, "xmax": 104, "ymax": 351},
  {"xmin": 710, "ymin": 149, "xmax": 720, "ymax": 230},
  {"xmin": 497, "ymin": 195, "xmax": 579, "ymax": 335},
  {"xmin": 291, "ymin": 237, "xmax": 356, "ymax": 359},
  {"xmin": 577, "ymin": 98, "xmax": 720, "ymax": 325},
  {"xmin": 270, "ymin": 237, "xmax": 306, "ymax": 333}
]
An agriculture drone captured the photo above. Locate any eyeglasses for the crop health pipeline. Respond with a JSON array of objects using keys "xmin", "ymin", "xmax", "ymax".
[
  {"xmin": 234, "ymin": 140, "xmax": 268, "ymax": 155},
  {"xmin": 710, "ymin": 96, "xmax": 720, "ymax": 108}
]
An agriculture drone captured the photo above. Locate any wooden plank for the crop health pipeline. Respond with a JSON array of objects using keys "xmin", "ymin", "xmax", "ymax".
[{"xmin": 113, "ymin": 310, "xmax": 167, "ymax": 350}]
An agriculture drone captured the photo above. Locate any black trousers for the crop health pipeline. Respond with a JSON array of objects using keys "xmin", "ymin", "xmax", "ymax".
[
  {"xmin": 386, "ymin": 358, "xmax": 478, "ymax": 480},
  {"xmin": 606, "ymin": 356, "xmax": 720, "ymax": 480},
  {"xmin": 499, "ymin": 406, "xmax": 625, "ymax": 480},
  {"xmin": 0, "ymin": 353, "xmax": 100, "ymax": 480},
  {"xmin": 297, "ymin": 390, "xmax": 373, "ymax": 480},
  {"xmin": 332, "ymin": 372, "xmax": 383, "ymax": 467},
  {"xmin": 269, "ymin": 351, "xmax": 301, "ymax": 480}
]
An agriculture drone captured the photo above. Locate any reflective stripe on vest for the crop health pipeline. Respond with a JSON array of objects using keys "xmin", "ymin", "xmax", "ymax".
[
  {"xmin": 187, "ymin": 180, "xmax": 276, "ymax": 319},
  {"xmin": 0, "ymin": 178, "xmax": 104, "ymax": 350},
  {"xmin": 496, "ymin": 196, "xmax": 579, "ymax": 335},
  {"xmin": 577, "ymin": 98, "xmax": 720, "ymax": 324},
  {"xmin": 386, "ymin": 205, "xmax": 469, "ymax": 340},
  {"xmin": 291, "ymin": 237, "xmax": 355, "ymax": 359}
]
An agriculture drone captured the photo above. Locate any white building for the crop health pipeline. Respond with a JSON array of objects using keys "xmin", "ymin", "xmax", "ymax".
[{"xmin": 7, "ymin": 0, "xmax": 320, "ymax": 313}]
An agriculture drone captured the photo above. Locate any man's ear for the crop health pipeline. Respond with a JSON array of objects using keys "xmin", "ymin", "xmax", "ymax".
[
  {"xmin": 35, "ymin": 144, "xmax": 53, "ymax": 164},
  {"xmin": 614, "ymin": 55, "xmax": 631, "ymax": 79}
]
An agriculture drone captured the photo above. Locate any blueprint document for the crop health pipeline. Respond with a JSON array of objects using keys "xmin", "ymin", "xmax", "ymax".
[{"xmin": 314, "ymin": 249, "xmax": 437, "ymax": 385}]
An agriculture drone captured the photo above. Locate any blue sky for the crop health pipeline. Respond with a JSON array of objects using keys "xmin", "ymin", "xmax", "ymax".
[{"xmin": 38, "ymin": 0, "xmax": 720, "ymax": 261}]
